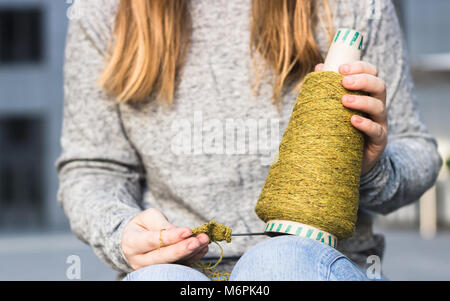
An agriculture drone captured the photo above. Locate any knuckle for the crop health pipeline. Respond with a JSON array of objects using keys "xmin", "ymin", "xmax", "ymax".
[
  {"xmin": 376, "ymin": 124, "xmax": 384, "ymax": 138},
  {"xmin": 372, "ymin": 98, "xmax": 385, "ymax": 115},
  {"xmin": 144, "ymin": 208, "xmax": 158, "ymax": 218},
  {"xmin": 379, "ymin": 105, "xmax": 386, "ymax": 117},
  {"xmin": 373, "ymin": 66, "xmax": 379, "ymax": 77},
  {"xmin": 357, "ymin": 74, "xmax": 368, "ymax": 86},
  {"xmin": 148, "ymin": 232, "xmax": 158, "ymax": 245},
  {"xmin": 380, "ymin": 79, "xmax": 386, "ymax": 89},
  {"xmin": 355, "ymin": 61, "xmax": 365, "ymax": 73},
  {"xmin": 366, "ymin": 62, "xmax": 378, "ymax": 76},
  {"xmin": 146, "ymin": 208, "xmax": 157, "ymax": 214},
  {"xmin": 367, "ymin": 62, "xmax": 377, "ymax": 75}
]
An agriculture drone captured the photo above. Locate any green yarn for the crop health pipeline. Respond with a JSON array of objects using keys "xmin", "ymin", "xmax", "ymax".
[
  {"xmin": 191, "ymin": 220, "xmax": 232, "ymax": 243},
  {"xmin": 255, "ymin": 71, "xmax": 365, "ymax": 240},
  {"xmin": 191, "ymin": 220, "xmax": 232, "ymax": 281}
]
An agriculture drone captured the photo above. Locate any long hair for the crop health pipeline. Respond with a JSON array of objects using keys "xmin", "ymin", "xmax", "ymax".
[{"xmin": 99, "ymin": 0, "xmax": 334, "ymax": 104}]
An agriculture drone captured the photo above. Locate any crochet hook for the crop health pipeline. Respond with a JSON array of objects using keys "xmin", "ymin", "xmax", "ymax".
[{"xmin": 231, "ymin": 233, "xmax": 266, "ymax": 237}]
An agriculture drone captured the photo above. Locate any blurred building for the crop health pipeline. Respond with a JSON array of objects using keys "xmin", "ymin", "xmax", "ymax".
[
  {"xmin": 0, "ymin": 0, "xmax": 448, "ymax": 234},
  {"xmin": 0, "ymin": 0, "xmax": 68, "ymax": 231},
  {"xmin": 376, "ymin": 0, "xmax": 450, "ymax": 234}
]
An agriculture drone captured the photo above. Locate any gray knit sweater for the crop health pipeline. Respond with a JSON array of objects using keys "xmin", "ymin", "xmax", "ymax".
[{"xmin": 57, "ymin": 0, "xmax": 442, "ymax": 274}]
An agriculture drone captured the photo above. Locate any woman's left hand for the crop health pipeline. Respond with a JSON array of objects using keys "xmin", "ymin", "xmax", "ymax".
[{"xmin": 315, "ymin": 61, "xmax": 388, "ymax": 176}]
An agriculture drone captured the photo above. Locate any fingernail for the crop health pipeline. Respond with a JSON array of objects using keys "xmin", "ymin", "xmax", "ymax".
[
  {"xmin": 353, "ymin": 116, "xmax": 363, "ymax": 123},
  {"xmin": 343, "ymin": 76, "xmax": 355, "ymax": 86},
  {"xmin": 341, "ymin": 64, "xmax": 350, "ymax": 74},
  {"xmin": 343, "ymin": 95, "xmax": 355, "ymax": 103}
]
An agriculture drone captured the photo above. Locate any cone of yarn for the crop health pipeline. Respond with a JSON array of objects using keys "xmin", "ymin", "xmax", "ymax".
[{"xmin": 255, "ymin": 29, "xmax": 366, "ymax": 240}]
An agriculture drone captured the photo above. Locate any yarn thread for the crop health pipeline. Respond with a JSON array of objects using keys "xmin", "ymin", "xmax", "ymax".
[
  {"xmin": 255, "ymin": 71, "xmax": 365, "ymax": 240},
  {"xmin": 191, "ymin": 220, "xmax": 232, "ymax": 281}
]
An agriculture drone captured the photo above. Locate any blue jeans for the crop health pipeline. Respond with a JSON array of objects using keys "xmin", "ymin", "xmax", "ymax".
[{"xmin": 123, "ymin": 236, "xmax": 369, "ymax": 281}]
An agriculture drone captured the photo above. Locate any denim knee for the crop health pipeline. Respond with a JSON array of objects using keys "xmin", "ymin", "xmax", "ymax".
[
  {"xmin": 229, "ymin": 235, "xmax": 366, "ymax": 281},
  {"xmin": 123, "ymin": 264, "xmax": 211, "ymax": 281},
  {"xmin": 328, "ymin": 257, "xmax": 368, "ymax": 281}
]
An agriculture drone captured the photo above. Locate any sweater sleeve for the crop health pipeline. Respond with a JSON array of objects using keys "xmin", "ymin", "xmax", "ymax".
[
  {"xmin": 357, "ymin": 0, "xmax": 442, "ymax": 214},
  {"xmin": 56, "ymin": 0, "xmax": 142, "ymax": 273}
]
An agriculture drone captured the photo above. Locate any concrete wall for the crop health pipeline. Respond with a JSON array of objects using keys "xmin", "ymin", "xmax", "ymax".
[
  {"xmin": 0, "ymin": 0, "xmax": 68, "ymax": 230},
  {"xmin": 375, "ymin": 0, "xmax": 450, "ymax": 230}
]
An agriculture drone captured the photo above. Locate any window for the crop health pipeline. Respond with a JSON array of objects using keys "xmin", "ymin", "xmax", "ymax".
[
  {"xmin": 0, "ymin": 117, "xmax": 44, "ymax": 228},
  {"xmin": 0, "ymin": 7, "xmax": 43, "ymax": 64}
]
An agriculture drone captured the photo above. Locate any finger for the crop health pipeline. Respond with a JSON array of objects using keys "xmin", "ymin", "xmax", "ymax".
[
  {"xmin": 151, "ymin": 227, "xmax": 196, "ymax": 249},
  {"xmin": 124, "ymin": 227, "xmax": 193, "ymax": 255},
  {"xmin": 315, "ymin": 63, "xmax": 324, "ymax": 72},
  {"xmin": 179, "ymin": 233, "xmax": 211, "ymax": 265},
  {"xmin": 351, "ymin": 115, "xmax": 387, "ymax": 146},
  {"xmin": 181, "ymin": 245, "xmax": 209, "ymax": 266},
  {"xmin": 133, "ymin": 235, "xmax": 210, "ymax": 268},
  {"xmin": 342, "ymin": 94, "xmax": 386, "ymax": 124},
  {"xmin": 342, "ymin": 74, "xmax": 386, "ymax": 99},
  {"xmin": 339, "ymin": 61, "xmax": 378, "ymax": 76}
]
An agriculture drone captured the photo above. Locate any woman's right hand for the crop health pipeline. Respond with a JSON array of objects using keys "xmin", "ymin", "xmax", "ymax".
[{"xmin": 121, "ymin": 208, "xmax": 210, "ymax": 270}]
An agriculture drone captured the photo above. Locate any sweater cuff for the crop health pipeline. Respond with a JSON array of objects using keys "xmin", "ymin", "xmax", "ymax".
[
  {"xmin": 359, "ymin": 150, "xmax": 388, "ymax": 189},
  {"xmin": 109, "ymin": 210, "xmax": 141, "ymax": 273}
]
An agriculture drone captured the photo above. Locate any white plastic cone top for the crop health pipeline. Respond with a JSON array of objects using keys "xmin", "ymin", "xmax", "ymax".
[{"xmin": 323, "ymin": 28, "xmax": 364, "ymax": 73}]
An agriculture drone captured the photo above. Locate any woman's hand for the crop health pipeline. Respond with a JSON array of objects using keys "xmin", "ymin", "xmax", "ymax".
[
  {"xmin": 121, "ymin": 208, "xmax": 210, "ymax": 270},
  {"xmin": 315, "ymin": 62, "xmax": 388, "ymax": 176}
]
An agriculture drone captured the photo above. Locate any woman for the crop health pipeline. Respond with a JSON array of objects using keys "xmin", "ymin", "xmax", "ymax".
[{"xmin": 57, "ymin": 0, "xmax": 442, "ymax": 281}]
